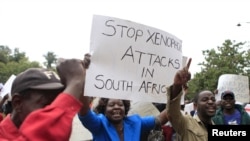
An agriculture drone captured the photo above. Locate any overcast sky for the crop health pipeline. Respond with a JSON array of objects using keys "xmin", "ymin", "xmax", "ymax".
[{"xmin": 0, "ymin": 0, "xmax": 250, "ymax": 74}]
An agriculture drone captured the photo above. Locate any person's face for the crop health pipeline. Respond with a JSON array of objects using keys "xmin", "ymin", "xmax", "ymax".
[
  {"xmin": 221, "ymin": 94, "xmax": 235, "ymax": 110},
  {"xmin": 105, "ymin": 99, "xmax": 125, "ymax": 123},
  {"xmin": 196, "ymin": 91, "xmax": 216, "ymax": 118},
  {"xmin": 15, "ymin": 90, "xmax": 60, "ymax": 122}
]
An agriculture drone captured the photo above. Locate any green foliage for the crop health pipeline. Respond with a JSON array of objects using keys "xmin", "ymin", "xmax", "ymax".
[
  {"xmin": 0, "ymin": 46, "xmax": 12, "ymax": 63},
  {"xmin": 43, "ymin": 51, "xmax": 57, "ymax": 70},
  {"xmin": 0, "ymin": 45, "xmax": 41, "ymax": 83},
  {"xmin": 9, "ymin": 48, "xmax": 27, "ymax": 62},
  {"xmin": 187, "ymin": 40, "xmax": 249, "ymax": 99}
]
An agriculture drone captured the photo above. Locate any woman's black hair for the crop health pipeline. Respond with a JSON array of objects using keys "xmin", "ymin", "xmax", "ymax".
[{"xmin": 94, "ymin": 98, "xmax": 130, "ymax": 115}]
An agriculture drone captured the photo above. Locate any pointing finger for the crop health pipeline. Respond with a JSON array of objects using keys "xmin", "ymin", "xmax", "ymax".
[{"xmin": 186, "ymin": 58, "xmax": 192, "ymax": 70}]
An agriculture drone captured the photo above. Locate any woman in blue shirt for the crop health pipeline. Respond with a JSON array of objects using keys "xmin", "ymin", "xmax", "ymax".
[{"xmin": 78, "ymin": 98, "xmax": 168, "ymax": 141}]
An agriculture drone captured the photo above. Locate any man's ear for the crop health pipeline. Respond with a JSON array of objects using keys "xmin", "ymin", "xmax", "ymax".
[{"xmin": 11, "ymin": 94, "xmax": 23, "ymax": 112}]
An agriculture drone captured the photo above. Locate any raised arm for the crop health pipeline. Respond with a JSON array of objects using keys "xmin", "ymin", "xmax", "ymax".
[
  {"xmin": 171, "ymin": 58, "xmax": 191, "ymax": 100},
  {"xmin": 166, "ymin": 58, "xmax": 192, "ymax": 133},
  {"xmin": 56, "ymin": 53, "xmax": 91, "ymax": 100},
  {"xmin": 154, "ymin": 109, "xmax": 169, "ymax": 129},
  {"xmin": 78, "ymin": 53, "xmax": 92, "ymax": 115}
]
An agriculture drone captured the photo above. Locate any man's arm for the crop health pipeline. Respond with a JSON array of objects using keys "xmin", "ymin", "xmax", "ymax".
[
  {"xmin": 17, "ymin": 58, "xmax": 91, "ymax": 141},
  {"xmin": 78, "ymin": 54, "xmax": 91, "ymax": 116},
  {"xmin": 155, "ymin": 109, "xmax": 168, "ymax": 129},
  {"xmin": 165, "ymin": 58, "xmax": 192, "ymax": 134},
  {"xmin": 56, "ymin": 53, "xmax": 91, "ymax": 100},
  {"xmin": 170, "ymin": 58, "xmax": 191, "ymax": 100}
]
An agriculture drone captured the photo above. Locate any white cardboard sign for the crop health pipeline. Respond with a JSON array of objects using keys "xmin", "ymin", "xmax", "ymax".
[
  {"xmin": 0, "ymin": 74, "xmax": 16, "ymax": 98},
  {"xmin": 85, "ymin": 15, "xmax": 182, "ymax": 103},
  {"xmin": 216, "ymin": 74, "xmax": 249, "ymax": 103}
]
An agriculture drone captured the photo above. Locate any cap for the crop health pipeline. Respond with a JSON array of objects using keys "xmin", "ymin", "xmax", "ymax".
[
  {"xmin": 11, "ymin": 68, "xmax": 64, "ymax": 94},
  {"xmin": 221, "ymin": 90, "xmax": 235, "ymax": 99}
]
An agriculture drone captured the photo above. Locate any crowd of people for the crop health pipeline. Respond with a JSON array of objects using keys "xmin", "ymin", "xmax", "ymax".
[{"xmin": 0, "ymin": 54, "xmax": 249, "ymax": 141}]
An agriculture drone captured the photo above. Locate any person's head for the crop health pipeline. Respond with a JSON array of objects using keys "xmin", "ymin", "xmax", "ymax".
[
  {"xmin": 220, "ymin": 90, "xmax": 235, "ymax": 110},
  {"xmin": 11, "ymin": 68, "xmax": 64, "ymax": 127},
  {"xmin": 193, "ymin": 90, "xmax": 216, "ymax": 120},
  {"xmin": 94, "ymin": 98, "xmax": 130, "ymax": 124}
]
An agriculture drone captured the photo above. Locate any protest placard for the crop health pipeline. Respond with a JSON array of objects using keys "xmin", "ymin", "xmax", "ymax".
[
  {"xmin": 216, "ymin": 74, "xmax": 249, "ymax": 103},
  {"xmin": 128, "ymin": 101, "xmax": 160, "ymax": 116},
  {"xmin": 0, "ymin": 74, "xmax": 16, "ymax": 98},
  {"xmin": 85, "ymin": 15, "xmax": 183, "ymax": 103}
]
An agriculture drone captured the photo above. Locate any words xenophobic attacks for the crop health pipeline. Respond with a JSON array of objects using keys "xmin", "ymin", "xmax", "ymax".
[{"xmin": 208, "ymin": 125, "xmax": 250, "ymax": 140}]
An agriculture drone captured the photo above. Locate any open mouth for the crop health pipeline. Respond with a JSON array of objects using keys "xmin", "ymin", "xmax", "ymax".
[
  {"xmin": 113, "ymin": 110, "xmax": 120, "ymax": 114},
  {"xmin": 207, "ymin": 106, "xmax": 216, "ymax": 113},
  {"xmin": 112, "ymin": 110, "xmax": 122, "ymax": 118},
  {"xmin": 224, "ymin": 103, "xmax": 232, "ymax": 108}
]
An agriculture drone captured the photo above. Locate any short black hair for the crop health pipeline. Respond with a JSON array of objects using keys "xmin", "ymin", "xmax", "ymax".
[
  {"xmin": 94, "ymin": 98, "xmax": 130, "ymax": 115},
  {"xmin": 193, "ymin": 90, "xmax": 215, "ymax": 104}
]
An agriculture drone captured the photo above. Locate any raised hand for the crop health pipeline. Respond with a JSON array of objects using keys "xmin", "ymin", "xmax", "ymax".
[
  {"xmin": 83, "ymin": 53, "xmax": 91, "ymax": 69},
  {"xmin": 56, "ymin": 58, "xmax": 88, "ymax": 100},
  {"xmin": 174, "ymin": 58, "xmax": 192, "ymax": 87},
  {"xmin": 171, "ymin": 58, "xmax": 192, "ymax": 99}
]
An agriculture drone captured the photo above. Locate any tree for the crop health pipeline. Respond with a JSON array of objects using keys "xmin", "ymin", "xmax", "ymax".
[
  {"xmin": 187, "ymin": 39, "xmax": 249, "ymax": 99},
  {"xmin": 0, "ymin": 45, "xmax": 12, "ymax": 64},
  {"xmin": 0, "ymin": 45, "xmax": 41, "ymax": 83},
  {"xmin": 43, "ymin": 51, "xmax": 57, "ymax": 70},
  {"xmin": 9, "ymin": 48, "xmax": 27, "ymax": 62}
]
